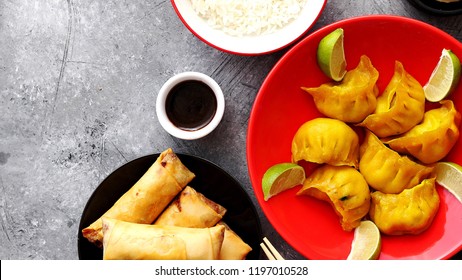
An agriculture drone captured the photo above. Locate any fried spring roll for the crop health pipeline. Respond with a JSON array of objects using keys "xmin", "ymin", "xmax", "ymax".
[
  {"xmin": 154, "ymin": 186, "xmax": 251, "ymax": 260},
  {"xmin": 154, "ymin": 186, "xmax": 226, "ymax": 227},
  {"xmin": 217, "ymin": 221, "xmax": 252, "ymax": 260},
  {"xmin": 102, "ymin": 218, "xmax": 225, "ymax": 260},
  {"xmin": 82, "ymin": 148, "xmax": 195, "ymax": 246}
]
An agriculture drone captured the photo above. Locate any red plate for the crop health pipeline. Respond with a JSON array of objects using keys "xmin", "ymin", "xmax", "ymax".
[{"xmin": 247, "ymin": 15, "xmax": 462, "ymax": 260}]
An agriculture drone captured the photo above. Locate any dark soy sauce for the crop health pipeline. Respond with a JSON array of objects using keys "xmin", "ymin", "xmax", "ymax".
[{"xmin": 165, "ymin": 80, "xmax": 217, "ymax": 131}]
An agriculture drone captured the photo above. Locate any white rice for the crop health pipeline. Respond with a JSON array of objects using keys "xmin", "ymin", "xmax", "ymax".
[{"xmin": 189, "ymin": 0, "xmax": 307, "ymax": 36}]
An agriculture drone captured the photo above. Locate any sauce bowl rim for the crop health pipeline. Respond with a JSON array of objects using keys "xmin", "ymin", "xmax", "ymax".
[{"xmin": 156, "ymin": 71, "xmax": 225, "ymax": 140}]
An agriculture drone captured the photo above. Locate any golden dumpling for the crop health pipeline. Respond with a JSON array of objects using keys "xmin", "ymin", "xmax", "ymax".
[
  {"xmin": 302, "ymin": 55, "xmax": 379, "ymax": 123},
  {"xmin": 297, "ymin": 165, "xmax": 371, "ymax": 231},
  {"xmin": 358, "ymin": 61, "xmax": 425, "ymax": 137},
  {"xmin": 369, "ymin": 178, "xmax": 439, "ymax": 235},
  {"xmin": 385, "ymin": 100, "xmax": 461, "ymax": 164},
  {"xmin": 359, "ymin": 131, "xmax": 433, "ymax": 194},
  {"xmin": 291, "ymin": 118, "xmax": 359, "ymax": 168}
]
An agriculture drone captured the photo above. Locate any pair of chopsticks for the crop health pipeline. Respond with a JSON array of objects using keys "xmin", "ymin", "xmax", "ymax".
[{"xmin": 260, "ymin": 237, "xmax": 285, "ymax": 260}]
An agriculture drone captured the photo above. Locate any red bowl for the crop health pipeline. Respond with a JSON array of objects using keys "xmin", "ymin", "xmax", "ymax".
[{"xmin": 247, "ymin": 15, "xmax": 462, "ymax": 260}]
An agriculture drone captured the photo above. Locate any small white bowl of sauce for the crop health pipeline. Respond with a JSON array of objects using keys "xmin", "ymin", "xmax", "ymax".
[{"xmin": 156, "ymin": 72, "xmax": 225, "ymax": 140}]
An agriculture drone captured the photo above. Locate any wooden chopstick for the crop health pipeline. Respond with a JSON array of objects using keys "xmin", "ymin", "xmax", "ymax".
[{"xmin": 260, "ymin": 237, "xmax": 285, "ymax": 260}]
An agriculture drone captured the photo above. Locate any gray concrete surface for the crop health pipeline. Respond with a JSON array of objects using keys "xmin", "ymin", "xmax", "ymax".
[{"xmin": 1, "ymin": 0, "xmax": 462, "ymax": 260}]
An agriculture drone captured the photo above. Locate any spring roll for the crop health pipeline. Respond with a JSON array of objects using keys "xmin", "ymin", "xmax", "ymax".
[
  {"xmin": 154, "ymin": 186, "xmax": 226, "ymax": 227},
  {"xmin": 217, "ymin": 221, "xmax": 252, "ymax": 260},
  {"xmin": 154, "ymin": 186, "xmax": 251, "ymax": 260},
  {"xmin": 82, "ymin": 148, "xmax": 195, "ymax": 246},
  {"xmin": 102, "ymin": 218, "xmax": 225, "ymax": 260}
]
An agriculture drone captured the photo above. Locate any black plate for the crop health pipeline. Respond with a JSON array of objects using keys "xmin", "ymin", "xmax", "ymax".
[
  {"xmin": 78, "ymin": 153, "xmax": 262, "ymax": 260},
  {"xmin": 408, "ymin": 0, "xmax": 462, "ymax": 15}
]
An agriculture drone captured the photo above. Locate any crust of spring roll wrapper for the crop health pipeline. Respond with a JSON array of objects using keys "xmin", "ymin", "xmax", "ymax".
[
  {"xmin": 154, "ymin": 186, "xmax": 252, "ymax": 260},
  {"xmin": 217, "ymin": 221, "xmax": 252, "ymax": 260},
  {"xmin": 154, "ymin": 186, "xmax": 227, "ymax": 227},
  {"xmin": 101, "ymin": 218, "xmax": 225, "ymax": 260},
  {"xmin": 82, "ymin": 148, "xmax": 195, "ymax": 247}
]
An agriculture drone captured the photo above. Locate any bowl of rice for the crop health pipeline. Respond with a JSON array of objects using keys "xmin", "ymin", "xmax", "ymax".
[{"xmin": 171, "ymin": 0, "xmax": 327, "ymax": 55}]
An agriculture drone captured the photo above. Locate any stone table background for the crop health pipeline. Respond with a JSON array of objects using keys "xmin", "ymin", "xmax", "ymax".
[{"xmin": 1, "ymin": 0, "xmax": 461, "ymax": 260}]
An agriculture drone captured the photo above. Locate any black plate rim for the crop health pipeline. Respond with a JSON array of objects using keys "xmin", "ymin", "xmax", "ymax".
[
  {"xmin": 77, "ymin": 152, "xmax": 262, "ymax": 260},
  {"xmin": 408, "ymin": 0, "xmax": 462, "ymax": 15}
]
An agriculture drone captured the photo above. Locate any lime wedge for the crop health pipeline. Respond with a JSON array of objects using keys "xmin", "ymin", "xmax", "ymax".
[
  {"xmin": 262, "ymin": 163, "xmax": 305, "ymax": 201},
  {"xmin": 423, "ymin": 49, "xmax": 461, "ymax": 102},
  {"xmin": 347, "ymin": 220, "xmax": 381, "ymax": 260},
  {"xmin": 433, "ymin": 162, "xmax": 462, "ymax": 204},
  {"xmin": 317, "ymin": 28, "xmax": 347, "ymax": 81}
]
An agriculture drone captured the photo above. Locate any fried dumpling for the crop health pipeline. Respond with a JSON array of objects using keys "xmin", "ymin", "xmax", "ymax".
[
  {"xmin": 297, "ymin": 165, "xmax": 371, "ymax": 231},
  {"xmin": 302, "ymin": 55, "xmax": 379, "ymax": 123},
  {"xmin": 292, "ymin": 118, "xmax": 359, "ymax": 168},
  {"xmin": 385, "ymin": 100, "xmax": 461, "ymax": 164},
  {"xmin": 359, "ymin": 131, "xmax": 433, "ymax": 194},
  {"xmin": 369, "ymin": 178, "xmax": 439, "ymax": 235},
  {"xmin": 358, "ymin": 61, "xmax": 425, "ymax": 137}
]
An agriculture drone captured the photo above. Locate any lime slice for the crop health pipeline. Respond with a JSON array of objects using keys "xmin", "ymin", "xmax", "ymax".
[
  {"xmin": 262, "ymin": 163, "xmax": 305, "ymax": 201},
  {"xmin": 423, "ymin": 49, "xmax": 461, "ymax": 102},
  {"xmin": 317, "ymin": 28, "xmax": 347, "ymax": 81},
  {"xmin": 433, "ymin": 162, "xmax": 462, "ymax": 204},
  {"xmin": 347, "ymin": 220, "xmax": 381, "ymax": 260}
]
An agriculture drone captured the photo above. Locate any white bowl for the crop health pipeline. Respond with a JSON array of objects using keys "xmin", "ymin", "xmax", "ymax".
[
  {"xmin": 171, "ymin": 0, "xmax": 327, "ymax": 55},
  {"xmin": 156, "ymin": 72, "xmax": 225, "ymax": 140}
]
